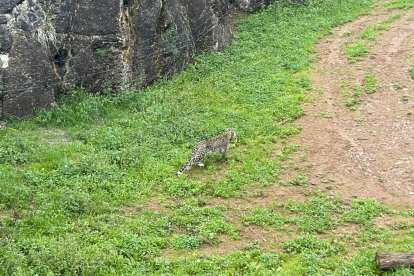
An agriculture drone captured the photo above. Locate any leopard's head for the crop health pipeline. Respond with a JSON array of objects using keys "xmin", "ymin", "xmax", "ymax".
[{"xmin": 227, "ymin": 129, "xmax": 237, "ymax": 140}]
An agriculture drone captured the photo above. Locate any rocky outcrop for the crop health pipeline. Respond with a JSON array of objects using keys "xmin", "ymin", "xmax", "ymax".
[{"xmin": 0, "ymin": 0, "xmax": 269, "ymax": 118}]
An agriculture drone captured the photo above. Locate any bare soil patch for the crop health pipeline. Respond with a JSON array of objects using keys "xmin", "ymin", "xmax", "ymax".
[{"xmin": 293, "ymin": 3, "xmax": 414, "ymax": 208}]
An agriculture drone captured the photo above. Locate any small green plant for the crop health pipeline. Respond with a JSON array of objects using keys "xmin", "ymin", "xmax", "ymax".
[
  {"xmin": 363, "ymin": 72, "xmax": 378, "ymax": 94},
  {"xmin": 0, "ymin": 136, "xmax": 33, "ymax": 164},
  {"xmin": 360, "ymin": 24, "xmax": 390, "ymax": 41},
  {"xmin": 285, "ymin": 192, "xmax": 343, "ymax": 233},
  {"xmin": 345, "ymin": 42, "xmax": 369, "ymax": 62},
  {"xmin": 343, "ymin": 83, "xmax": 362, "ymax": 110},
  {"xmin": 385, "ymin": 267, "xmax": 414, "ymax": 276},
  {"xmin": 384, "ymin": 14, "xmax": 401, "ymax": 23},
  {"xmin": 170, "ymin": 200, "xmax": 237, "ymax": 242},
  {"xmin": 404, "ymin": 210, "xmax": 414, "ymax": 217},
  {"xmin": 242, "ymin": 208, "xmax": 288, "ymax": 230},
  {"xmin": 169, "ymin": 235, "xmax": 203, "ymax": 250},
  {"xmin": 401, "ymin": 94, "xmax": 410, "ymax": 103},
  {"xmin": 44, "ymin": 11, "xmax": 54, "ymax": 31},
  {"xmin": 394, "ymin": 83, "xmax": 405, "ymax": 90},
  {"xmin": 319, "ymin": 111, "xmax": 333, "ymax": 118},
  {"xmin": 289, "ymin": 175, "xmax": 311, "ymax": 186},
  {"xmin": 164, "ymin": 178, "xmax": 203, "ymax": 197},
  {"xmin": 283, "ymin": 235, "xmax": 345, "ymax": 255},
  {"xmin": 278, "ymin": 144, "xmax": 299, "ymax": 161},
  {"xmin": 0, "ymin": 166, "xmax": 31, "ymax": 210},
  {"xmin": 95, "ymin": 47, "xmax": 111, "ymax": 57},
  {"xmin": 154, "ymin": 248, "xmax": 283, "ymax": 274},
  {"xmin": 409, "ymin": 65, "xmax": 414, "ymax": 80},
  {"xmin": 342, "ymin": 198, "xmax": 389, "ymax": 225}
]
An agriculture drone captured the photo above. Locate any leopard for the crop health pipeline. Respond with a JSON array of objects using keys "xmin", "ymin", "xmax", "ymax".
[{"xmin": 177, "ymin": 130, "xmax": 237, "ymax": 175}]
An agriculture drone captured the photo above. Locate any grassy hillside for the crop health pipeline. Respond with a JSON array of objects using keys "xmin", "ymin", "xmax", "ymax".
[{"xmin": 2, "ymin": 0, "xmax": 412, "ymax": 274}]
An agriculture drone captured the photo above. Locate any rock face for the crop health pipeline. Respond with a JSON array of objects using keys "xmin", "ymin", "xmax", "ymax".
[{"xmin": 0, "ymin": 0, "xmax": 269, "ymax": 118}]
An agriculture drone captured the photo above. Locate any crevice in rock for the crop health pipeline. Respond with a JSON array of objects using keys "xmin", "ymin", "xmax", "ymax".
[
  {"xmin": 53, "ymin": 49, "xmax": 68, "ymax": 78},
  {"xmin": 0, "ymin": 99, "xmax": 3, "ymax": 118},
  {"xmin": 123, "ymin": 0, "xmax": 132, "ymax": 8},
  {"xmin": 5, "ymin": 0, "xmax": 25, "ymax": 14},
  {"xmin": 120, "ymin": 0, "xmax": 134, "ymax": 89}
]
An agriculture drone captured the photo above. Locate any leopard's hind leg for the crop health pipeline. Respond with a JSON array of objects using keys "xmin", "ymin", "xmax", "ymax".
[
  {"xmin": 219, "ymin": 144, "xmax": 229, "ymax": 160},
  {"xmin": 194, "ymin": 153, "xmax": 206, "ymax": 167},
  {"xmin": 177, "ymin": 147, "xmax": 206, "ymax": 175}
]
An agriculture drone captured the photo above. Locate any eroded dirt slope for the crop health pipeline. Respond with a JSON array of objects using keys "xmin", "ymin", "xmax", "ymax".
[{"xmin": 296, "ymin": 2, "xmax": 414, "ymax": 207}]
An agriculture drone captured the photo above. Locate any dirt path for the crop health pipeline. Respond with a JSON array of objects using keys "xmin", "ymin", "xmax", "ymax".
[{"xmin": 295, "ymin": 2, "xmax": 414, "ymax": 208}]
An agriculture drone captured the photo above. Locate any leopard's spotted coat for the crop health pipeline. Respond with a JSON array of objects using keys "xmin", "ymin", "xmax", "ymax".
[{"xmin": 177, "ymin": 130, "xmax": 237, "ymax": 175}]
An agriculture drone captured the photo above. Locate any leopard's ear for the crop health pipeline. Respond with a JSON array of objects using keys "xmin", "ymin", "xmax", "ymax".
[{"xmin": 229, "ymin": 130, "xmax": 237, "ymax": 140}]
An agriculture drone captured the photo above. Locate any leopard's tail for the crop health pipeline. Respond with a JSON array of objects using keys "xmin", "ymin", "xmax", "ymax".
[
  {"xmin": 177, "ymin": 160, "xmax": 192, "ymax": 176},
  {"xmin": 177, "ymin": 144, "xmax": 203, "ymax": 176}
]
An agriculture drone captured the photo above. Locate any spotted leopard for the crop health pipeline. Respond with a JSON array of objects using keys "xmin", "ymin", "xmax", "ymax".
[{"xmin": 177, "ymin": 130, "xmax": 237, "ymax": 175}]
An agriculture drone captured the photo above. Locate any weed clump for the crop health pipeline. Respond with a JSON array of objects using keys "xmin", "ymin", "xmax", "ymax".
[
  {"xmin": 345, "ymin": 42, "xmax": 369, "ymax": 62},
  {"xmin": 242, "ymin": 208, "xmax": 288, "ymax": 230},
  {"xmin": 342, "ymin": 198, "xmax": 389, "ymax": 225},
  {"xmin": 363, "ymin": 72, "xmax": 378, "ymax": 94},
  {"xmin": 285, "ymin": 192, "xmax": 343, "ymax": 233}
]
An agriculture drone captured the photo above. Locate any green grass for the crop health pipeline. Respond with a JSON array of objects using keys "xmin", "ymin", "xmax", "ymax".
[
  {"xmin": 360, "ymin": 24, "xmax": 390, "ymax": 41},
  {"xmin": 384, "ymin": 14, "xmax": 402, "ymax": 23},
  {"xmin": 278, "ymin": 144, "xmax": 299, "ymax": 161},
  {"xmin": 387, "ymin": 0, "xmax": 414, "ymax": 10},
  {"xmin": 363, "ymin": 72, "xmax": 378, "ymax": 94},
  {"xmin": 240, "ymin": 193, "xmax": 414, "ymax": 275},
  {"xmin": 345, "ymin": 41, "xmax": 370, "ymax": 62},
  {"xmin": 4, "ymin": 0, "xmax": 414, "ymax": 274},
  {"xmin": 154, "ymin": 248, "xmax": 284, "ymax": 275},
  {"xmin": 285, "ymin": 192, "xmax": 343, "ymax": 233},
  {"xmin": 242, "ymin": 208, "xmax": 289, "ymax": 230},
  {"xmin": 342, "ymin": 198, "xmax": 389, "ymax": 226}
]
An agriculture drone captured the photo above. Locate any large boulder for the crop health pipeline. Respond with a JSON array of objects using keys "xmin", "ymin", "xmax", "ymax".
[{"xmin": 0, "ymin": 0, "xmax": 268, "ymax": 118}]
